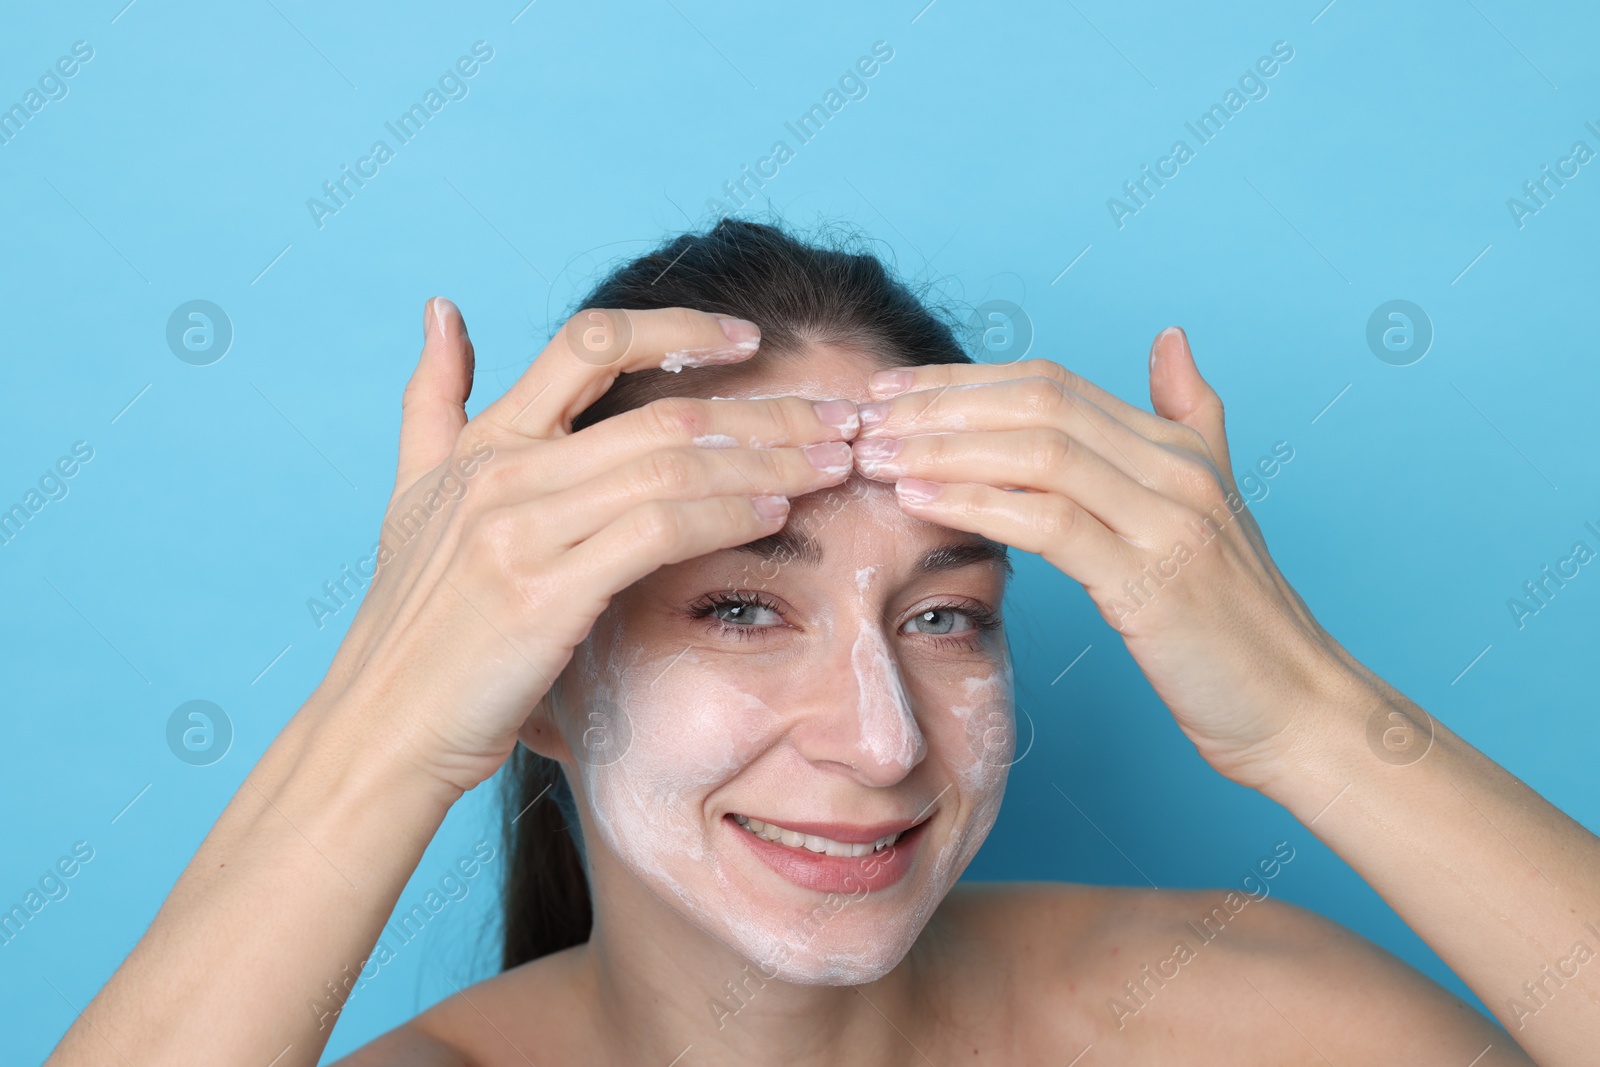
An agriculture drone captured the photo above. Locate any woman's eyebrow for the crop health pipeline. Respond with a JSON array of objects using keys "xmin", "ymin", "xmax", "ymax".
[
  {"xmin": 923, "ymin": 539, "xmax": 1013, "ymax": 578},
  {"xmin": 737, "ymin": 526, "xmax": 821, "ymax": 566},
  {"xmin": 733, "ymin": 528, "xmax": 1012, "ymax": 577}
]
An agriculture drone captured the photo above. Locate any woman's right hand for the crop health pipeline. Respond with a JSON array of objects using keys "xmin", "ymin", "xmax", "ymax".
[
  {"xmin": 309, "ymin": 299, "xmax": 861, "ymax": 796},
  {"xmin": 46, "ymin": 300, "xmax": 864, "ymax": 1067}
]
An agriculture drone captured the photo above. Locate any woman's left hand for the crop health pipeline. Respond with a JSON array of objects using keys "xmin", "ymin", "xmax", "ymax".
[{"xmin": 851, "ymin": 327, "xmax": 1354, "ymax": 790}]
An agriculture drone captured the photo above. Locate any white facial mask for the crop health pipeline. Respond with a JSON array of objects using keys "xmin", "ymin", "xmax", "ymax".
[{"xmin": 557, "ymin": 561, "xmax": 1015, "ymax": 987}]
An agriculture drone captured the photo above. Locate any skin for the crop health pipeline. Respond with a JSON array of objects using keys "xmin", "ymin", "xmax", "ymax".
[{"xmin": 45, "ymin": 301, "xmax": 1599, "ymax": 1067}]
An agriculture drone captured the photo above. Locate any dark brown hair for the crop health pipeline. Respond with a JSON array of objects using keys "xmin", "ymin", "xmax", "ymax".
[{"xmin": 500, "ymin": 217, "xmax": 978, "ymax": 971}]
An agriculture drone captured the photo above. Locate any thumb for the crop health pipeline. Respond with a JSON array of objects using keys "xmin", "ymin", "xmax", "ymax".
[
  {"xmin": 392, "ymin": 296, "xmax": 475, "ymax": 509},
  {"xmin": 1148, "ymin": 326, "xmax": 1232, "ymax": 474}
]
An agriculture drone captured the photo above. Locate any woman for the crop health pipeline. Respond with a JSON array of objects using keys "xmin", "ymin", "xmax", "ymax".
[{"xmin": 48, "ymin": 221, "xmax": 1597, "ymax": 1066}]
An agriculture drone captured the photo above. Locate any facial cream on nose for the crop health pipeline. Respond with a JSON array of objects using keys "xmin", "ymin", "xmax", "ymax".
[{"xmin": 849, "ymin": 616, "xmax": 923, "ymax": 773}]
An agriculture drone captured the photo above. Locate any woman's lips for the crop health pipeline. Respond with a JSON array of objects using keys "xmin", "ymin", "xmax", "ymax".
[{"xmin": 725, "ymin": 812, "xmax": 927, "ymax": 894}]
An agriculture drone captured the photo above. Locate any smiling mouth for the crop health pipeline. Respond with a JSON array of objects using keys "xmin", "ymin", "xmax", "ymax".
[{"xmin": 731, "ymin": 814, "xmax": 904, "ymax": 858}]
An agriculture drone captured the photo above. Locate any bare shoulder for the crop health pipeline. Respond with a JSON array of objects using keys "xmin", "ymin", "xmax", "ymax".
[
  {"xmin": 1197, "ymin": 892, "xmax": 1534, "ymax": 1065},
  {"xmin": 328, "ymin": 947, "xmax": 592, "ymax": 1067},
  {"xmin": 327, "ymin": 1022, "xmax": 472, "ymax": 1067},
  {"xmin": 937, "ymin": 881, "xmax": 1534, "ymax": 1066}
]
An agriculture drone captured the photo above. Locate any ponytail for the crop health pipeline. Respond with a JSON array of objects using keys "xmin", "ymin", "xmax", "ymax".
[{"xmin": 500, "ymin": 746, "xmax": 591, "ymax": 969}]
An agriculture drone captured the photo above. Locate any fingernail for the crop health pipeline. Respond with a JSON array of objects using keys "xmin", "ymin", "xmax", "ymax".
[
  {"xmin": 802, "ymin": 441, "xmax": 852, "ymax": 473},
  {"xmin": 852, "ymin": 437, "xmax": 901, "ymax": 464},
  {"xmin": 718, "ymin": 316, "xmax": 761, "ymax": 346},
  {"xmin": 1152, "ymin": 326, "xmax": 1185, "ymax": 371},
  {"xmin": 812, "ymin": 398, "xmax": 859, "ymax": 433},
  {"xmin": 753, "ymin": 495, "xmax": 790, "ymax": 522},
  {"xmin": 869, "ymin": 370, "xmax": 913, "ymax": 397},
  {"xmin": 858, "ymin": 401, "xmax": 890, "ymax": 429},
  {"xmin": 895, "ymin": 478, "xmax": 942, "ymax": 504},
  {"xmin": 432, "ymin": 297, "xmax": 457, "ymax": 340}
]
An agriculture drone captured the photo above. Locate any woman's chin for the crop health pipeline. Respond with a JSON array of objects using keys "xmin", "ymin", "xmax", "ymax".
[
  {"xmin": 709, "ymin": 907, "xmax": 924, "ymax": 987},
  {"xmin": 616, "ymin": 839, "xmax": 943, "ymax": 990},
  {"xmin": 693, "ymin": 837, "xmax": 947, "ymax": 988},
  {"xmin": 768, "ymin": 946, "xmax": 908, "ymax": 986}
]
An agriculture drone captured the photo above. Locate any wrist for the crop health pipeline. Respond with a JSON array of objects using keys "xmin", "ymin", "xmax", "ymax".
[
  {"xmin": 301, "ymin": 659, "xmax": 520, "ymax": 800},
  {"xmin": 292, "ymin": 689, "xmax": 469, "ymax": 816},
  {"xmin": 1250, "ymin": 661, "xmax": 1398, "ymax": 815}
]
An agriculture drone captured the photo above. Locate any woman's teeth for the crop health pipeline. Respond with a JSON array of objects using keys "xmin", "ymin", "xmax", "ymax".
[{"xmin": 733, "ymin": 814, "xmax": 900, "ymax": 858}]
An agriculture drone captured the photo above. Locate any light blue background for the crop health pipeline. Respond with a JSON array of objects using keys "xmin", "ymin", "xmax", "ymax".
[{"xmin": 3, "ymin": 0, "xmax": 1597, "ymax": 1061}]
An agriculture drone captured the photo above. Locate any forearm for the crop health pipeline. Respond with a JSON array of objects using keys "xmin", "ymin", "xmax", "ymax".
[
  {"xmin": 1264, "ymin": 666, "xmax": 1600, "ymax": 1066},
  {"xmin": 46, "ymin": 692, "xmax": 462, "ymax": 1067}
]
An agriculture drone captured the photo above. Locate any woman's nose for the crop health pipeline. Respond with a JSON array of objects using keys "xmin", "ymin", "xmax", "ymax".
[{"xmin": 791, "ymin": 617, "xmax": 926, "ymax": 785}]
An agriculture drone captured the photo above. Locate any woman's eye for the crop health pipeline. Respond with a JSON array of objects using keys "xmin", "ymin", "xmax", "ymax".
[
  {"xmin": 711, "ymin": 600, "xmax": 782, "ymax": 627},
  {"xmin": 903, "ymin": 608, "xmax": 975, "ymax": 636}
]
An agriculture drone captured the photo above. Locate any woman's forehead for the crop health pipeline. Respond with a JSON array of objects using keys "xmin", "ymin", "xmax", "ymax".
[
  {"xmin": 777, "ymin": 475, "xmax": 939, "ymax": 551},
  {"xmin": 704, "ymin": 342, "xmax": 888, "ymax": 405},
  {"xmin": 715, "ymin": 479, "xmax": 1009, "ymax": 583}
]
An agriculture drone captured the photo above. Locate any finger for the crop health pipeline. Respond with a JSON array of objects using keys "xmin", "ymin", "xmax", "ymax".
[
  {"xmin": 1148, "ymin": 326, "xmax": 1233, "ymax": 476},
  {"xmin": 885, "ymin": 479, "xmax": 1132, "ymax": 590},
  {"xmin": 479, "ymin": 395, "xmax": 862, "ymax": 500},
  {"xmin": 858, "ymin": 377, "xmax": 1161, "ymax": 486},
  {"xmin": 531, "ymin": 441, "xmax": 854, "ymax": 548},
  {"xmin": 393, "ymin": 297, "xmax": 474, "ymax": 508},
  {"xmin": 551, "ymin": 493, "xmax": 797, "ymax": 613},
  {"xmin": 868, "ymin": 357, "xmax": 1176, "ymax": 440},
  {"xmin": 851, "ymin": 429, "xmax": 1169, "ymax": 540},
  {"xmin": 474, "ymin": 307, "xmax": 763, "ymax": 441}
]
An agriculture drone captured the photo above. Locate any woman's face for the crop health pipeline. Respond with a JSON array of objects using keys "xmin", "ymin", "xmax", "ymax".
[{"xmin": 544, "ymin": 346, "xmax": 1015, "ymax": 985}]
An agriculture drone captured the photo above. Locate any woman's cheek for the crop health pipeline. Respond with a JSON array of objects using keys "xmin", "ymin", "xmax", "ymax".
[
  {"xmin": 947, "ymin": 667, "xmax": 1017, "ymax": 791},
  {"xmin": 583, "ymin": 650, "xmax": 780, "ymax": 858},
  {"xmin": 625, "ymin": 659, "xmax": 779, "ymax": 781}
]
